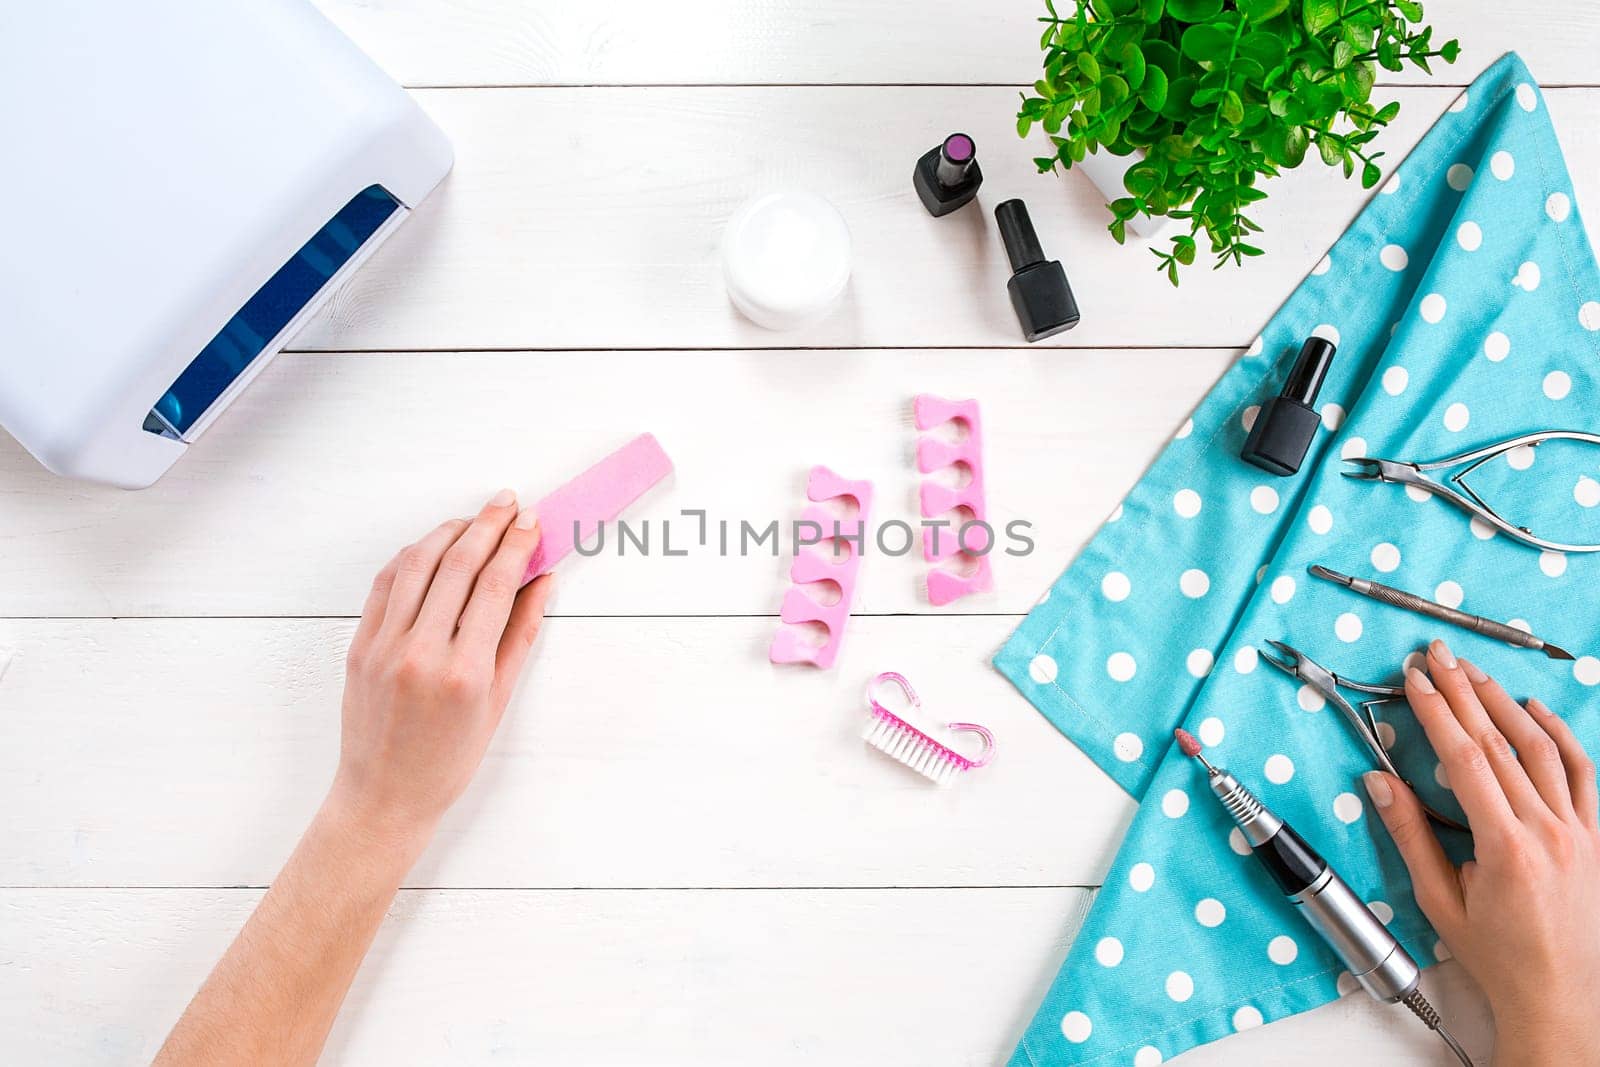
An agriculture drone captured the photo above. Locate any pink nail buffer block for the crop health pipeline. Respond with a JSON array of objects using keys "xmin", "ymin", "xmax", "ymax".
[
  {"xmin": 914, "ymin": 395, "xmax": 994, "ymax": 606},
  {"xmin": 522, "ymin": 433, "xmax": 674, "ymax": 583},
  {"xmin": 769, "ymin": 466, "xmax": 873, "ymax": 669}
]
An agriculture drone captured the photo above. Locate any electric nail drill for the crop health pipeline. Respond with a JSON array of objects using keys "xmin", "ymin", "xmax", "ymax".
[{"xmin": 1174, "ymin": 729, "xmax": 1473, "ymax": 1066}]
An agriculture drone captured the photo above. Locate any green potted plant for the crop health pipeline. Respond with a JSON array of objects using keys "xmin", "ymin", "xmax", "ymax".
[{"xmin": 1018, "ymin": 0, "xmax": 1459, "ymax": 284}]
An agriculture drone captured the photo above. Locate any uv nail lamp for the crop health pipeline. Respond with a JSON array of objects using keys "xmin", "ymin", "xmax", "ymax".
[{"xmin": 0, "ymin": 2, "xmax": 453, "ymax": 489}]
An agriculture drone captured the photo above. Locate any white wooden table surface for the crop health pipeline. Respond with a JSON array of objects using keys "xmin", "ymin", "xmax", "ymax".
[{"xmin": 4, "ymin": 3, "xmax": 1596, "ymax": 1063}]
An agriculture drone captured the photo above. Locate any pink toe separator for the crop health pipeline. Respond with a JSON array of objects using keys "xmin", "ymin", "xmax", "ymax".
[
  {"xmin": 769, "ymin": 466, "xmax": 873, "ymax": 669},
  {"xmin": 914, "ymin": 395, "xmax": 994, "ymax": 606}
]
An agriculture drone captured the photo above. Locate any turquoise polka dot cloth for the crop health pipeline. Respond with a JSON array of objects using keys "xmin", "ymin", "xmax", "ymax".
[{"xmin": 995, "ymin": 53, "xmax": 1600, "ymax": 1066}]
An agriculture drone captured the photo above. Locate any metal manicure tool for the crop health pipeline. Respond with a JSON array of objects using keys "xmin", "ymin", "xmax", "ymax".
[
  {"xmin": 1259, "ymin": 640, "xmax": 1468, "ymax": 832},
  {"xmin": 1309, "ymin": 564, "xmax": 1575, "ymax": 660},
  {"xmin": 1341, "ymin": 429, "xmax": 1600, "ymax": 552}
]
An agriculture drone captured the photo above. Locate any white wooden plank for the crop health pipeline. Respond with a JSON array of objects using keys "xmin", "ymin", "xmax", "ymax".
[
  {"xmin": 287, "ymin": 86, "xmax": 1600, "ymax": 352},
  {"xmin": 0, "ymin": 348, "xmax": 1227, "ymax": 618},
  {"xmin": 0, "ymin": 887, "xmax": 1494, "ymax": 1066},
  {"xmin": 0, "ymin": 615, "xmax": 1135, "ymax": 888},
  {"xmin": 311, "ymin": 0, "xmax": 1598, "ymax": 89}
]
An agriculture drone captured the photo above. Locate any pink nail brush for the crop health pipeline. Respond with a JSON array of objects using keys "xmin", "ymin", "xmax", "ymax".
[{"xmin": 862, "ymin": 672, "xmax": 994, "ymax": 785}]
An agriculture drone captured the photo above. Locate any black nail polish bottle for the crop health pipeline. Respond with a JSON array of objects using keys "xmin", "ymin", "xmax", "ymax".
[
  {"xmin": 914, "ymin": 133, "xmax": 983, "ymax": 216},
  {"xmin": 1241, "ymin": 336, "xmax": 1337, "ymax": 476},
  {"xmin": 995, "ymin": 199, "xmax": 1079, "ymax": 342}
]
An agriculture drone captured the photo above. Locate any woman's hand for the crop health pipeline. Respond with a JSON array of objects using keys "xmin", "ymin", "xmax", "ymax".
[
  {"xmin": 156, "ymin": 492, "xmax": 555, "ymax": 1067},
  {"xmin": 1365, "ymin": 639, "xmax": 1600, "ymax": 1067},
  {"xmin": 331, "ymin": 489, "xmax": 554, "ymax": 842}
]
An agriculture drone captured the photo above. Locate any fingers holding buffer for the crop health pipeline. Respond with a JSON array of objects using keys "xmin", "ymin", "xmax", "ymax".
[
  {"xmin": 381, "ymin": 517, "xmax": 473, "ymax": 637},
  {"xmin": 491, "ymin": 572, "xmax": 555, "ymax": 710},
  {"xmin": 417, "ymin": 490, "xmax": 520, "ymax": 637},
  {"xmin": 457, "ymin": 508, "xmax": 544, "ymax": 660}
]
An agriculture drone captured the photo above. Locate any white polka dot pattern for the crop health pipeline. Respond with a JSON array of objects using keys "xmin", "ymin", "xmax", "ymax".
[
  {"xmin": 992, "ymin": 78, "xmax": 1600, "ymax": 1063},
  {"xmin": 1180, "ymin": 569, "xmax": 1211, "ymax": 598}
]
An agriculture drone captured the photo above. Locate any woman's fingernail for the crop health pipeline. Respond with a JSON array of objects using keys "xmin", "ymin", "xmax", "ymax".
[
  {"xmin": 514, "ymin": 507, "xmax": 539, "ymax": 531},
  {"xmin": 1461, "ymin": 659, "xmax": 1488, "ymax": 684},
  {"xmin": 1407, "ymin": 666, "xmax": 1436, "ymax": 694},
  {"xmin": 1363, "ymin": 771, "xmax": 1395, "ymax": 809},
  {"xmin": 1429, "ymin": 639, "xmax": 1456, "ymax": 670},
  {"xmin": 1528, "ymin": 698, "xmax": 1553, "ymax": 717},
  {"xmin": 488, "ymin": 488, "xmax": 516, "ymax": 509}
]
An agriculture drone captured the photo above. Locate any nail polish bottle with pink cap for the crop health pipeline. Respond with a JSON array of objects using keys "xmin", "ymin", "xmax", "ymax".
[{"xmin": 913, "ymin": 132, "xmax": 983, "ymax": 217}]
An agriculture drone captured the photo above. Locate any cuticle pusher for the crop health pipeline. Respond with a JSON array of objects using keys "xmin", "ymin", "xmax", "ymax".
[{"xmin": 1308, "ymin": 564, "xmax": 1575, "ymax": 661}]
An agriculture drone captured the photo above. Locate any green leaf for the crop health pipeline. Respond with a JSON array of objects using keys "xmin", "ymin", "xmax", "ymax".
[
  {"xmin": 1180, "ymin": 23, "xmax": 1233, "ymax": 64},
  {"xmin": 1160, "ymin": 75, "xmax": 1198, "ymax": 118},
  {"xmin": 1237, "ymin": 0, "xmax": 1290, "ymax": 21},
  {"xmin": 1138, "ymin": 0, "xmax": 1165, "ymax": 22},
  {"xmin": 1166, "ymin": 0, "xmax": 1223, "ymax": 20},
  {"xmin": 1142, "ymin": 39, "xmax": 1181, "ymax": 75},
  {"xmin": 1017, "ymin": 114, "xmax": 1034, "ymax": 137},
  {"xmin": 1238, "ymin": 31, "xmax": 1287, "ymax": 71},
  {"xmin": 1318, "ymin": 135, "xmax": 1343, "ymax": 167},
  {"xmin": 1119, "ymin": 42, "xmax": 1147, "ymax": 89},
  {"xmin": 1333, "ymin": 39, "xmax": 1353, "ymax": 69},
  {"xmin": 1282, "ymin": 126, "xmax": 1309, "ymax": 166},
  {"xmin": 1220, "ymin": 89, "xmax": 1244, "ymax": 124},
  {"xmin": 1138, "ymin": 65, "xmax": 1169, "ymax": 111},
  {"xmin": 1303, "ymin": 0, "xmax": 1338, "ymax": 35},
  {"xmin": 1439, "ymin": 39, "xmax": 1461, "ymax": 63},
  {"xmin": 1344, "ymin": 60, "xmax": 1376, "ymax": 101},
  {"xmin": 1124, "ymin": 163, "xmax": 1162, "ymax": 197},
  {"xmin": 1394, "ymin": 0, "xmax": 1424, "ymax": 20},
  {"xmin": 1361, "ymin": 161, "xmax": 1382, "ymax": 188},
  {"xmin": 1077, "ymin": 52, "xmax": 1100, "ymax": 80},
  {"xmin": 1374, "ymin": 100, "xmax": 1401, "ymax": 124},
  {"xmin": 1101, "ymin": 74, "xmax": 1131, "ymax": 107}
]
